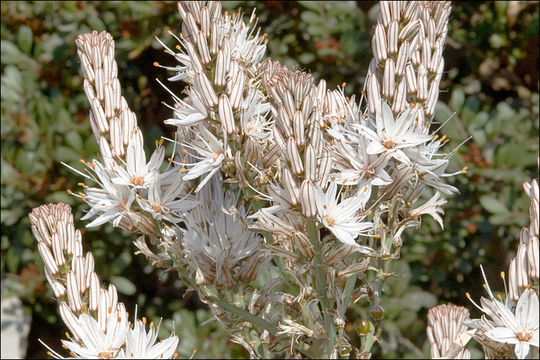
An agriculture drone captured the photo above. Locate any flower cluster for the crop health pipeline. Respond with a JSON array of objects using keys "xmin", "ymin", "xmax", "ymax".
[{"xmin": 31, "ymin": 1, "xmax": 466, "ymax": 358}]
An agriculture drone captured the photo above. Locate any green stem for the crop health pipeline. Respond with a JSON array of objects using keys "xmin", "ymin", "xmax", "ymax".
[
  {"xmin": 213, "ymin": 298, "xmax": 280, "ymax": 336},
  {"xmin": 176, "ymin": 267, "xmax": 281, "ymax": 338},
  {"xmin": 307, "ymin": 218, "xmax": 336, "ymax": 357},
  {"xmin": 340, "ymin": 254, "xmax": 360, "ymax": 317}
]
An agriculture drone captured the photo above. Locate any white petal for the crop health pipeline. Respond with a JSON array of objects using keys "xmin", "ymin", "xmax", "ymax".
[{"xmin": 485, "ymin": 327, "xmax": 519, "ymax": 345}]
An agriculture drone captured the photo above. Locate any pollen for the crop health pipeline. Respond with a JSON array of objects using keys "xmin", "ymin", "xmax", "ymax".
[
  {"xmin": 324, "ymin": 215, "xmax": 335, "ymax": 227},
  {"xmin": 382, "ymin": 138, "xmax": 396, "ymax": 149},
  {"xmin": 130, "ymin": 176, "xmax": 145, "ymax": 186},
  {"xmin": 517, "ymin": 330, "xmax": 532, "ymax": 342}
]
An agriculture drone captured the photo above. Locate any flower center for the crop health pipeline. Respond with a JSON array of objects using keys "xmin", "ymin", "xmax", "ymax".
[
  {"xmin": 98, "ymin": 350, "xmax": 115, "ymax": 359},
  {"xmin": 382, "ymin": 138, "xmax": 396, "ymax": 149},
  {"xmin": 153, "ymin": 203, "xmax": 163, "ymax": 214},
  {"xmin": 517, "ymin": 330, "xmax": 532, "ymax": 342},
  {"xmin": 130, "ymin": 175, "xmax": 144, "ymax": 186},
  {"xmin": 324, "ymin": 215, "xmax": 335, "ymax": 227},
  {"xmin": 213, "ymin": 151, "xmax": 222, "ymax": 163}
]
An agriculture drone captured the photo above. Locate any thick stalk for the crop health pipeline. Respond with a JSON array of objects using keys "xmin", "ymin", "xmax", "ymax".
[{"xmin": 307, "ymin": 218, "xmax": 336, "ymax": 357}]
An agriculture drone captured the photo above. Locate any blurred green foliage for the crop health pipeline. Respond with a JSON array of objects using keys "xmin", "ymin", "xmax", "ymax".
[{"xmin": 1, "ymin": 1, "xmax": 538, "ymax": 358}]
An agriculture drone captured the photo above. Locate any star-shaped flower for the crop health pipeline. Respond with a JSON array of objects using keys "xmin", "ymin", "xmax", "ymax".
[{"xmin": 315, "ymin": 181, "xmax": 374, "ymax": 252}]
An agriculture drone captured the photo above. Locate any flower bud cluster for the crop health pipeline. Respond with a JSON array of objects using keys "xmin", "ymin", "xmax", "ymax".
[
  {"xmin": 29, "ymin": 203, "xmax": 178, "ymax": 359},
  {"xmin": 508, "ymin": 179, "xmax": 539, "ymax": 301},
  {"xmin": 426, "ymin": 304, "xmax": 472, "ymax": 359},
  {"xmin": 367, "ymin": 1, "xmax": 452, "ymax": 132}
]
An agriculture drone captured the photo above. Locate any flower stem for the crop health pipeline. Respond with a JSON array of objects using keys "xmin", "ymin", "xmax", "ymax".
[
  {"xmin": 213, "ymin": 298, "xmax": 281, "ymax": 336},
  {"xmin": 307, "ymin": 218, "xmax": 336, "ymax": 357}
]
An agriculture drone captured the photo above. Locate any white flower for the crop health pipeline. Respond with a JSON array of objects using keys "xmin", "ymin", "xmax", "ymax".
[
  {"xmin": 224, "ymin": 9, "xmax": 267, "ymax": 65},
  {"xmin": 182, "ymin": 175, "xmax": 263, "ymax": 286},
  {"xmin": 408, "ymin": 191, "xmax": 447, "ymax": 229},
  {"xmin": 239, "ymin": 83, "xmax": 272, "ymax": 140},
  {"xmin": 138, "ymin": 170, "xmax": 198, "ymax": 224},
  {"xmin": 163, "ymin": 87, "xmax": 208, "ymax": 128},
  {"xmin": 117, "ymin": 318, "xmax": 178, "ymax": 359},
  {"xmin": 485, "ymin": 288, "xmax": 539, "ymax": 359},
  {"xmin": 329, "ymin": 132, "xmax": 392, "ymax": 187},
  {"xmin": 64, "ymin": 159, "xmax": 136, "ymax": 228},
  {"xmin": 61, "ymin": 305, "xmax": 130, "ymax": 359},
  {"xmin": 180, "ymin": 125, "xmax": 225, "ymax": 193},
  {"xmin": 111, "ymin": 128, "xmax": 164, "ymax": 189},
  {"xmin": 466, "ymin": 266, "xmax": 540, "ymax": 359},
  {"xmin": 353, "ymin": 101, "xmax": 432, "ymax": 165},
  {"xmin": 315, "ymin": 181, "xmax": 374, "ymax": 252}
]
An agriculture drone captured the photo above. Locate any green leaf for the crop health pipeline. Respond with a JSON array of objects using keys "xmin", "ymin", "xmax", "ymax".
[
  {"xmin": 53, "ymin": 146, "xmax": 81, "ymax": 162},
  {"xmin": 110, "ymin": 276, "xmax": 136, "ymax": 295},
  {"xmin": 479, "ymin": 195, "xmax": 509, "ymax": 214},
  {"xmin": 87, "ymin": 17, "xmax": 106, "ymax": 32},
  {"xmin": 65, "ymin": 130, "xmax": 83, "ymax": 152},
  {"xmin": 1, "ymin": 41, "xmax": 22, "ymax": 65},
  {"xmin": 402, "ymin": 290, "xmax": 437, "ymax": 312},
  {"xmin": 298, "ymin": 52, "xmax": 316, "ymax": 64},
  {"xmin": 489, "ymin": 213, "xmax": 513, "ymax": 225},
  {"xmin": 299, "ymin": 1, "xmax": 326, "ymax": 12},
  {"xmin": 17, "ymin": 25, "xmax": 33, "ymax": 55},
  {"xmin": 450, "ymin": 88, "xmax": 464, "ymax": 112},
  {"xmin": 44, "ymin": 191, "xmax": 75, "ymax": 205},
  {"xmin": 301, "ymin": 10, "xmax": 322, "ymax": 26}
]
